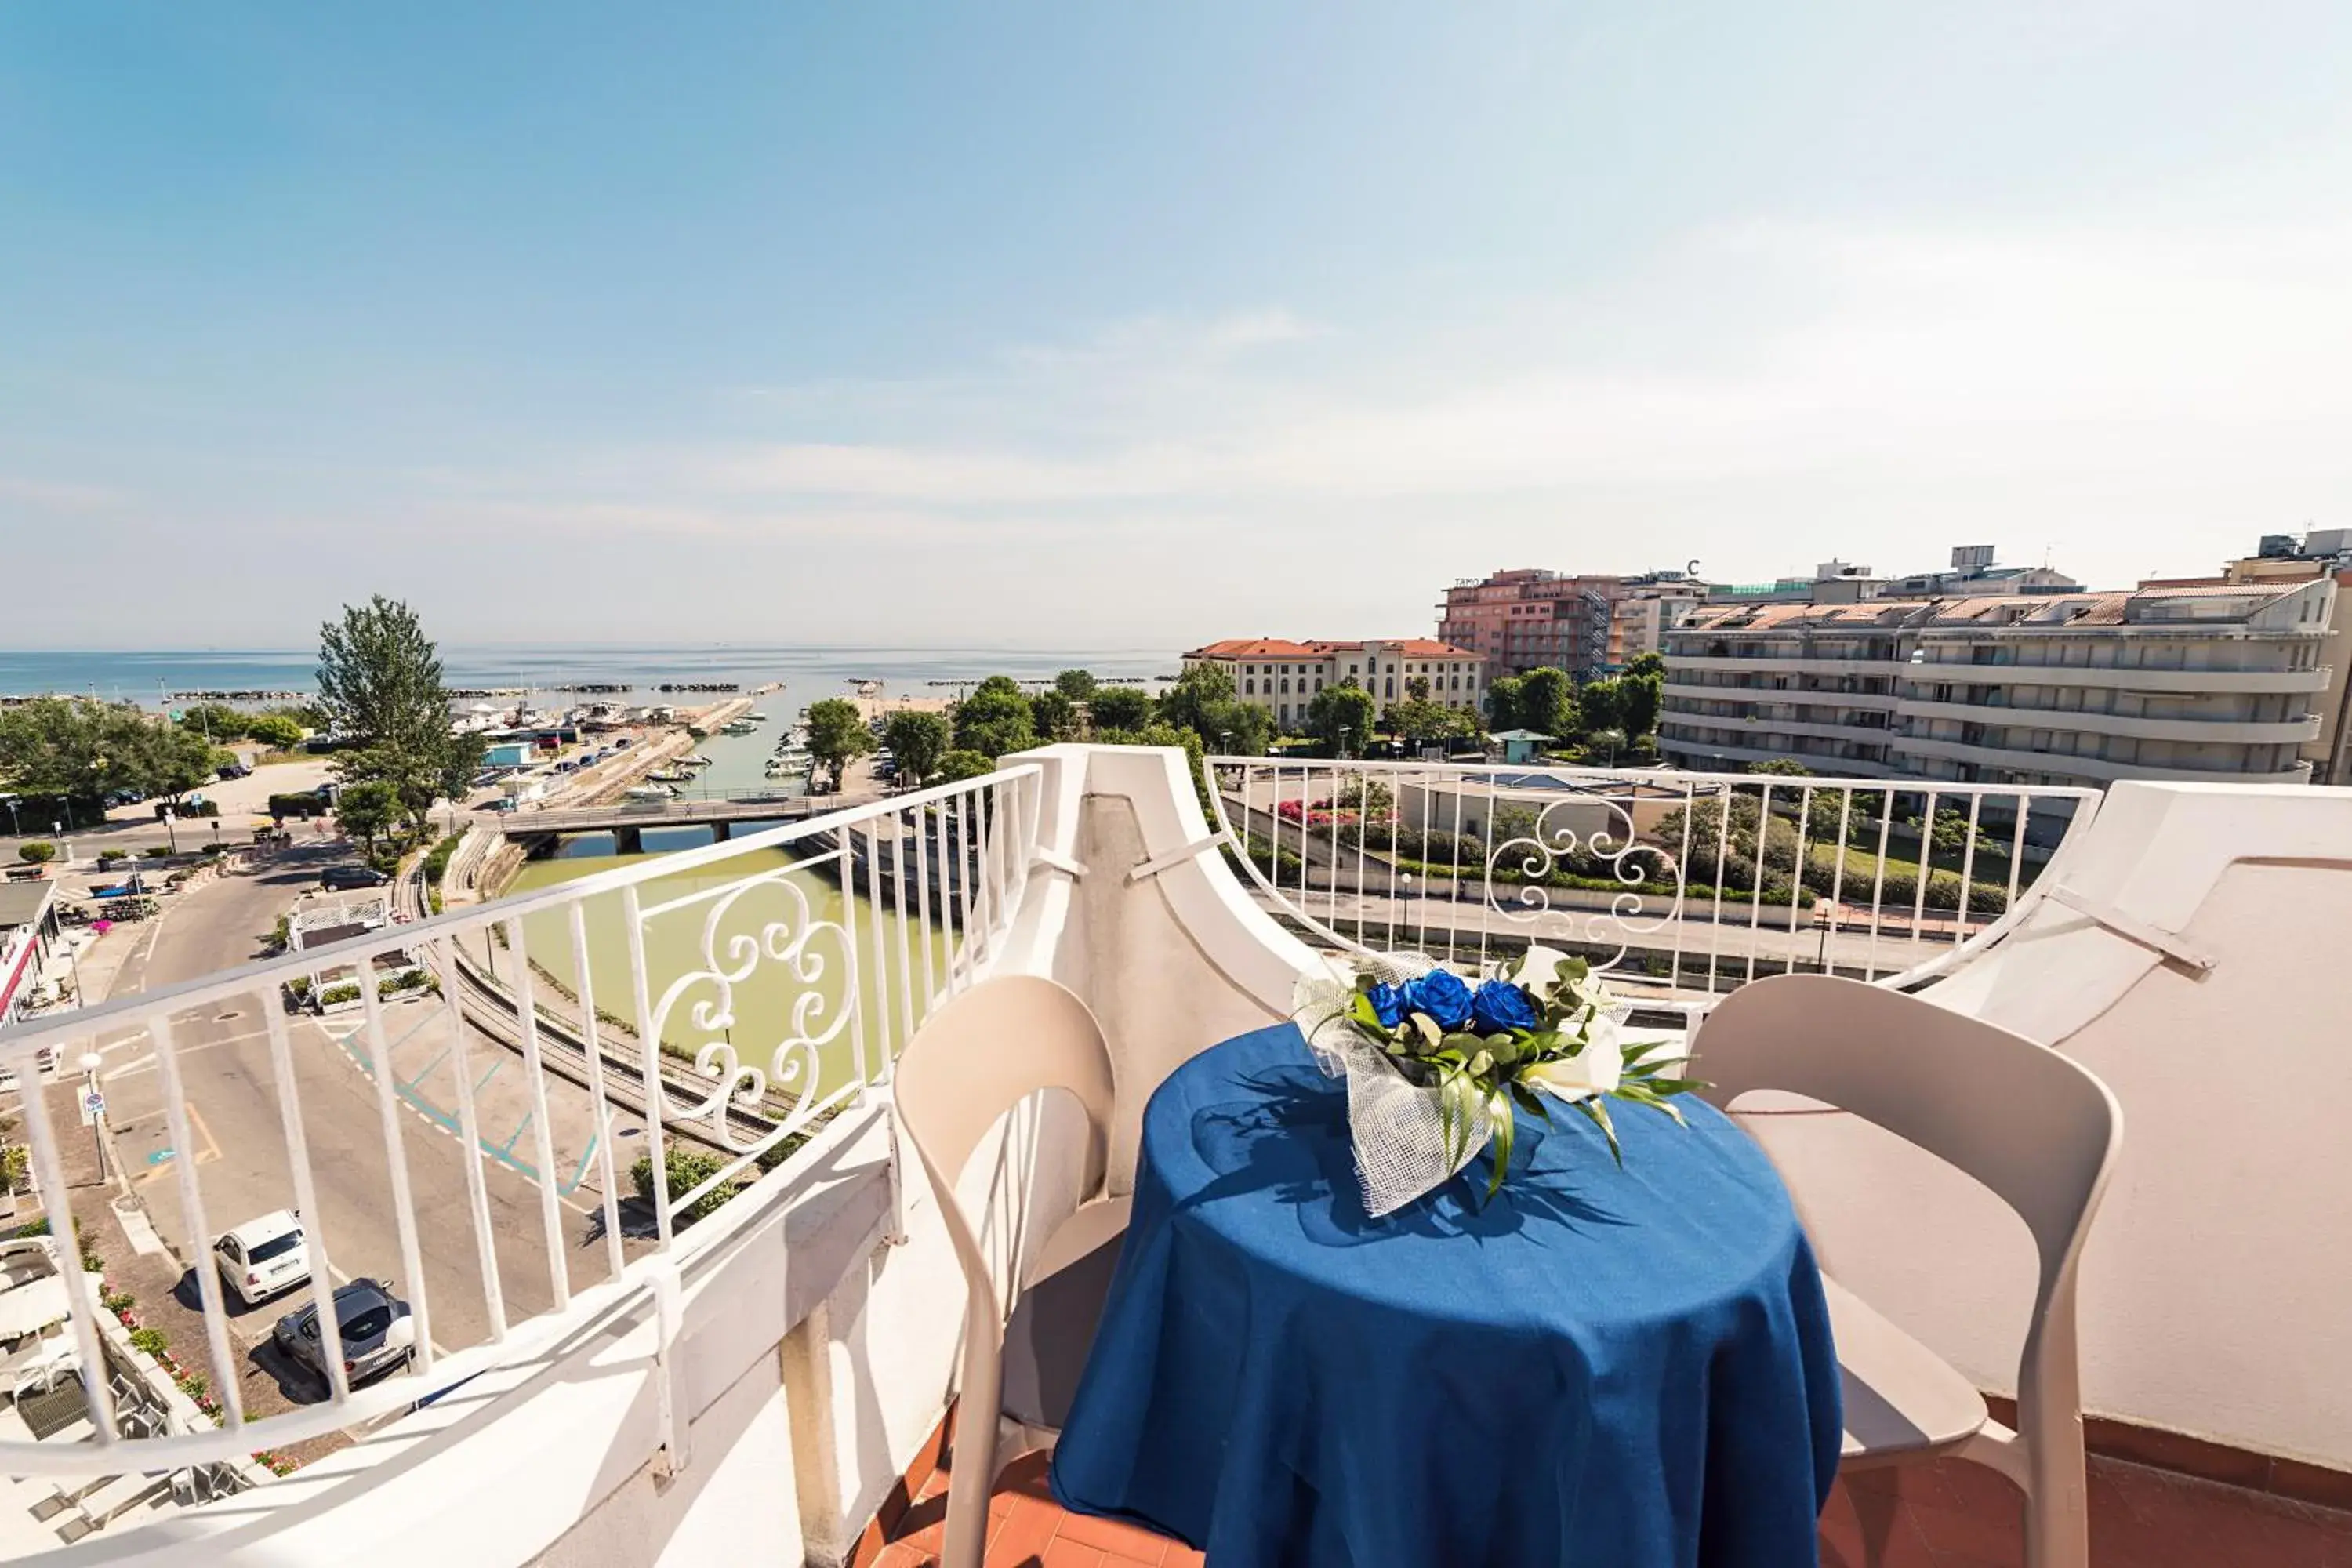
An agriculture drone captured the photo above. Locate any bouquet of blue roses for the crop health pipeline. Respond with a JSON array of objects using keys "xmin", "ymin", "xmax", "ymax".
[{"xmin": 1293, "ymin": 946, "xmax": 1701, "ymax": 1214}]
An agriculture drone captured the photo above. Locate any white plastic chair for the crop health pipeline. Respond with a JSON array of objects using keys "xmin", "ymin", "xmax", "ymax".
[
  {"xmin": 1695, "ymin": 974, "xmax": 2122, "ymax": 1568},
  {"xmin": 895, "ymin": 976, "xmax": 1130, "ymax": 1568}
]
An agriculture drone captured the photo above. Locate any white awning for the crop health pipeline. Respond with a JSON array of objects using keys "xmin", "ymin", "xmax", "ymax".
[{"xmin": 0, "ymin": 1276, "xmax": 70, "ymax": 1340}]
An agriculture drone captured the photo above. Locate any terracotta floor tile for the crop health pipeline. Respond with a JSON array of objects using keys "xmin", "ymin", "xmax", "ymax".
[
  {"xmin": 1904, "ymin": 1497, "xmax": 2024, "ymax": 1566},
  {"xmin": 1054, "ymin": 1508, "xmax": 1171, "ymax": 1562},
  {"xmin": 984, "ymin": 1494, "xmax": 1066, "ymax": 1568},
  {"xmin": 1819, "ymin": 1478, "xmax": 1940, "ymax": 1568},
  {"xmin": 887, "ymin": 1432, "xmax": 2352, "ymax": 1568}
]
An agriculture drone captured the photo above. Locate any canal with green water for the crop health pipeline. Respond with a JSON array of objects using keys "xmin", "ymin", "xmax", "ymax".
[{"xmin": 503, "ymin": 824, "xmax": 953, "ymax": 1102}]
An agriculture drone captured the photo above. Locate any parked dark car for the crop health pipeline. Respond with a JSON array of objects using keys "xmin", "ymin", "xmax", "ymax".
[
  {"xmin": 320, "ymin": 865, "xmax": 390, "ymax": 890},
  {"xmin": 216, "ymin": 763, "xmax": 252, "ymax": 780},
  {"xmin": 272, "ymin": 1277, "xmax": 415, "ymax": 1387}
]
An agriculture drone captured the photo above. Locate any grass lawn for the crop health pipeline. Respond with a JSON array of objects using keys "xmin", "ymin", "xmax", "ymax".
[{"xmin": 1804, "ymin": 837, "xmax": 2022, "ymax": 891}]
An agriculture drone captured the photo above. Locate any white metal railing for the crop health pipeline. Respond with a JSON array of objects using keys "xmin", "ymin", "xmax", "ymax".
[
  {"xmin": 0, "ymin": 764, "xmax": 1044, "ymax": 1475},
  {"xmin": 1206, "ymin": 757, "xmax": 2100, "ymax": 1000}
]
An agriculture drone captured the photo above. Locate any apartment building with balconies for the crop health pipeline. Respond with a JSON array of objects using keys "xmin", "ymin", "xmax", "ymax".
[
  {"xmin": 1439, "ymin": 568, "xmax": 1707, "ymax": 680},
  {"xmin": 1660, "ymin": 579, "xmax": 2336, "ymax": 789},
  {"xmin": 1181, "ymin": 637, "xmax": 1481, "ymax": 733},
  {"xmin": 2141, "ymin": 528, "xmax": 2352, "ymax": 784}
]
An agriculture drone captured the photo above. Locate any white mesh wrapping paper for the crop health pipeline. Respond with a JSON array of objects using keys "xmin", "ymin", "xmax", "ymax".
[{"xmin": 1292, "ymin": 953, "xmax": 1492, "ymax": 1218}]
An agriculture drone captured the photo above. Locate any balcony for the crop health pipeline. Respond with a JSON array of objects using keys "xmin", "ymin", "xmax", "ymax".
[
  {"xmin": 1891, "ymin": 731, "xmax": 2318, "ymax": 785},
  {"xmin": 1661, "ymin": 681, "xmax": 1900, "ymax": 712},
  {"xmin": 1668, "ymin": 653, "xmax": 1904, "ymax": 678},
  {"xmin": 1896, "ymin": 663, "xmax": 2332, "ymax": 695},
  {"xmin": 1893, "ymin": 696, "xmax": 2324, "ymax": 747},
  {"xmin": 0, "ymin": 747, "xmax": 2347, "ymax": 1565}
]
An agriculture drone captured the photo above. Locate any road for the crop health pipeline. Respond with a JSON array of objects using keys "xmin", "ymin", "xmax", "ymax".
[
  {"xmin": 1252, "ymin": 883, "xmax": 1980, "ymax": 987},
  {"xmin": 89, "ymin": 841, "xmax": 653, "ymax": 1418}
]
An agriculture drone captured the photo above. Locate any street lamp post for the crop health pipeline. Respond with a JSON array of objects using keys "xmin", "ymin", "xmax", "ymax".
[{"xmin": 77, "ymin": 1050, "xmax": 106, "ymax": 1182}]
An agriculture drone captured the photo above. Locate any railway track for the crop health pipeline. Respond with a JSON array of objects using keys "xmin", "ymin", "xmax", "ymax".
[{"xmin": 397, "ymin": 857, "xmax": 782, "ymax": 1152}]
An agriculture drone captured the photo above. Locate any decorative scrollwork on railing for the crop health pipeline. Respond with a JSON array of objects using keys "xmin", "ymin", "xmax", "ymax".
[
  {"xmin": 640, "ymin": 865, "xmax": 857, "ymax": 1149},
  {"xmin": 1485, "ymin": 793, "xmax": 1684, "ymax": 973}
]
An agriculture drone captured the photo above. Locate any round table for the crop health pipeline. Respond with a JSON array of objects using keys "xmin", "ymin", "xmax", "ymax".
[{"xmin": 1050, "ymin": 1022, "xmax": 1842, "ymax": 1568}]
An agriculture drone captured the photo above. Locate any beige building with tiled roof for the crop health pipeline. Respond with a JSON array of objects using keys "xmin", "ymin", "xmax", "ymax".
[
  {"xmin": 1181, "ymin": 638, "xmax": 1483, "ymax": 732},
  {"xmin": 1658, "ymin": 579, "xmax": 2335, "ymax": 788}
]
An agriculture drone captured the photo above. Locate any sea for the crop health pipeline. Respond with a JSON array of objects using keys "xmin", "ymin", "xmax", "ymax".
[{"xmin": 0, "ymin": 645, "xmax": 1176, "ymax": 710}]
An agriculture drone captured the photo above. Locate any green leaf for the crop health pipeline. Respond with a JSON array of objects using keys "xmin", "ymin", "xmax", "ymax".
[
  {"xmin": 1466, "ymin": 1049, "xmax": 1493, "ymax": 1079},
  {"xmin": 1573, "ymin": 1097, "xmax": 1623, "ymax": 1167},
  {"xmin": 1349, "ymin": 993, "xmax": 1380, "ymax": 1029},
  {"xmin": 1508, "ymin": 1080, "xmax": 1552, "ymax": 1123},
  {"xmin": 1636, "ymin": 1076, "xmax": 1711, "ymax": 1098},
  {"xmin": 1484, "ymin": 1083, "xmax": 1515, "ymax": 1201},
  {"xmin": 1410, "ymin": 1012, "xmax": 1443, "ymax": 1049}
]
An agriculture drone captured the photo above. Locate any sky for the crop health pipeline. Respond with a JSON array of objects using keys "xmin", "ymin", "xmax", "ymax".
[{"xmin": 4, "ymin": 3, "xmax": 2350, "ymax": 650}]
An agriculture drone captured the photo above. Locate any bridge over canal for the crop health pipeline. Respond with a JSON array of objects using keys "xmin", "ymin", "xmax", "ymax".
[{"xmin": 493, "ymin": 791, "xmax": 854, "ymax": 852}]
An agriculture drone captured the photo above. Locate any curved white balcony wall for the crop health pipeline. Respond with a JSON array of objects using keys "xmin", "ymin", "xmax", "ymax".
[{"xmin": 1737, "ymin": 782, "xmax": 2352, "ymax": 1471}]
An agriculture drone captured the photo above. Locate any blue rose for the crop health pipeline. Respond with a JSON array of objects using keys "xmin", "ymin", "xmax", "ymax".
[
  {"xmin": 1399, "ymin": 969, "xmax": 1475, "ymax": 1031},
  {"xmin": 1470, "ymin": 978, "xmax": 1540, "ymax": 1036},
  {"xmin": 1365, "ymin": 982, "xmax": 1406, "ymax": 1029}
]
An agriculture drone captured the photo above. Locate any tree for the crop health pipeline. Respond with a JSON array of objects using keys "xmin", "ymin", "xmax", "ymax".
[
  {"xmin": 1515, "ymin": 667, "xmax": 1577, "ymax": 739},
  {"xmin": 335, "ymin": 779, "xmax": 401, "ymax": 861},
  {"xmin": 1305, "ymin": 682, "xmax": 1377, "ymax": 755},
  {"xmin": 1154, "ymin": 664, "xmax": 1267, "ymax": 756},
  {"xmin": 1748, "ymin": 759, "xmax": 1812, "ymax": 778},
  {"xmin": 1029, "ymin": 689, "xmax": 1080, "ymax": 742},
  {"xmin": 0, "ymin": 697, "xmax": 153, "ymax": 804},
  {"xmin": 245, "ymin": 713, "xmax": 307, "ymax": 750},
  {"xmin": 1086, "ymin": 685, "xmax": 1153, "ymax": 732},
  {"xmin": 803, "ymin": 699, "xmax": 874, "ymax": 790},
  {"xmin": 1624, "ymin": 651, "xmax": 1666, "ymax": 681},
  {"xmin": 132, "ymin": 724, "xmax": 223, "ymax": 808},
  {"xmin": 1587, "ymin": 727, "xmax": 1629, "ymax": 767},
  {"xmin": 881, "ymin": 710, "xmax": 952, "ymax": 787},
  {"xmin": 932, "ymin": 750, "xmax": 996, "ymax": 785},
  {"xmin": 1618, "ymin": 672, "xmax": 1662, "ymax": 739},
  {"xmin": 1054, "ymin": 669, "xmax": 1098, "ymax": 702},
  {"xmin": 1484, "ymin": 675, "xmax": 1525, "ymax": 732},
  {"xmin": 953, "ymin": 676, "xmax": 1036, "ymax": 758},
  {"xmin": 1384, "ymin": 695, "xmax": 1459, "ymax": 748},
  {"xmin": 1579, "ymin": 677, "xmax": 1626, "ymax": 735},
  {"xmin": 317, "ymin": 596, "xmax": 481, "ymax": 831},
  {"xmin": 175, "ymin": 702, "xmax": 248, "ymax": 741}
]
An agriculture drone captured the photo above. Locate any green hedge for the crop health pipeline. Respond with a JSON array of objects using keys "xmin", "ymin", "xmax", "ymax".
[
  {"xmin": 421, "ymin": 833, "xmax": 463, "ymax": 886},
  {"xmin": 630, "ymin": 1147, "xmax": 741, "ymax": 1223}
]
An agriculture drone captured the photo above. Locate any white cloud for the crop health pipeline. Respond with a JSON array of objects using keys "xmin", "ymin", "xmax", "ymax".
[{"xmin": 666, "ymin": 220, "xmax": 2352, "ymax": 589}]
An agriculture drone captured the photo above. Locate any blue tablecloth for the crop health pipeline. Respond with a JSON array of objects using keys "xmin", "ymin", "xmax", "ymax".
[{"xmin": 1051, "ymin": 1023, "xmax": 1841, "ymax": 1568}]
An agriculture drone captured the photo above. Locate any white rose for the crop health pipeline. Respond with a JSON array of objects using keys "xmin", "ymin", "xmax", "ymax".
[{"xmin": 1523, "ymin": 1011, "xmax": 1624, "ymax": 1103}]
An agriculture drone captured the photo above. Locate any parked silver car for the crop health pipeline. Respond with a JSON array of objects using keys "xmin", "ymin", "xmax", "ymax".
[{"xmin": 270, "ymin": 1278, "xmax": 416, "ymax": 1387}]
